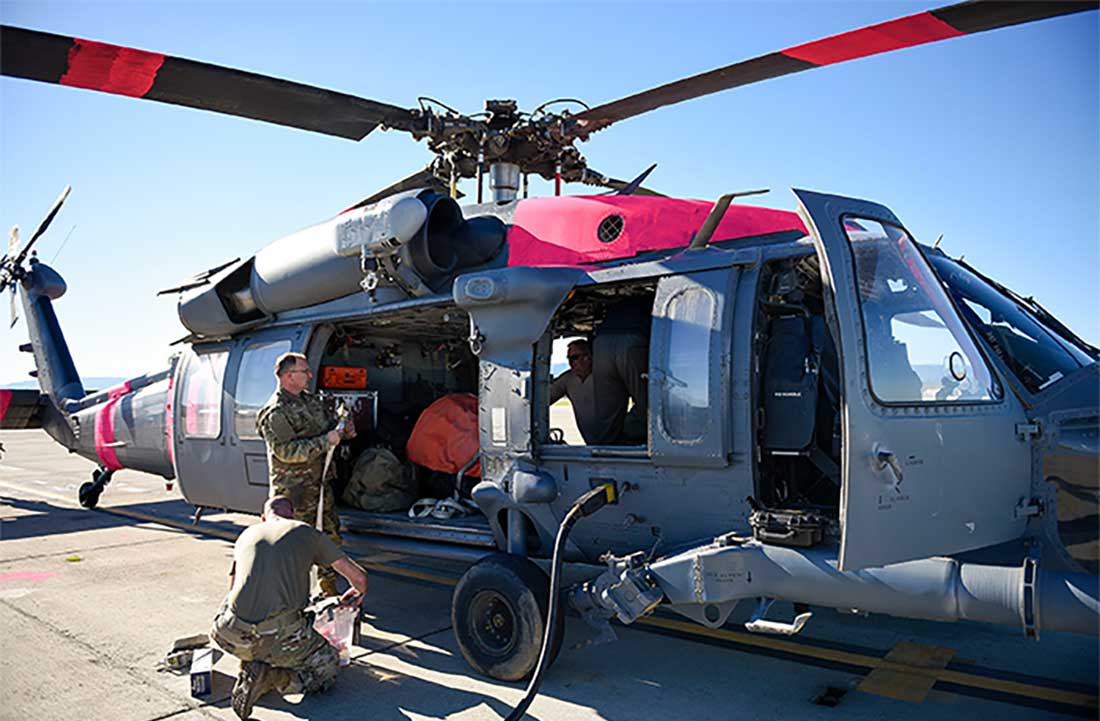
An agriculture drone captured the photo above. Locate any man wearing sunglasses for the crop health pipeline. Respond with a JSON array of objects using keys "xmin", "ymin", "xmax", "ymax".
[
  {"xmin": 550, "ymin": 339, "xmax": 599, "ymax": 444},
  {"xmin": 257, "ymin": 352, "xmax": 356, "ymax": 597}
]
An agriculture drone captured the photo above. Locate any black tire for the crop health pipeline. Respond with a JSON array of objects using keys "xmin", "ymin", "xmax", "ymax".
[
  {"xmin": 78, "ymin": 481, "xmax": 100, "ymax": 509},
  {"xmin": 451, "ymin": 552, "xmax": 565, "ymax": 681}
]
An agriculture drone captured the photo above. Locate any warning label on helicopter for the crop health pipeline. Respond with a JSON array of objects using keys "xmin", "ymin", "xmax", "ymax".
[{"xmin": 491, "ymin": 407, "xmax": 507, "ymax": 444}]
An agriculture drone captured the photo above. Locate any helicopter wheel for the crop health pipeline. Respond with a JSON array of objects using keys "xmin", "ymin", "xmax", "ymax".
[
  {"xmin": 451, "ymin": 552, "xmax": 564, "ymax": 681},
  {"xmin": 78, "ymin": 468, "xmax": 113, "ymax": 509}
]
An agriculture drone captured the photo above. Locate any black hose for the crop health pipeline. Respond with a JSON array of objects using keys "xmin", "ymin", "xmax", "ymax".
[{"xmin": 503, "ymin": 484, "xmax": 614, "ymax": 721}]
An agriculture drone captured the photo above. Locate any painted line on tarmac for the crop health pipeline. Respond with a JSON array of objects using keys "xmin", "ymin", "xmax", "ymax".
[
  {"xmin": 638, "ymin": 616, "xmax": 1097, "ymax": 716},
  {"xmin": 2, "ymin": 479, "xmax": 1095, "ymax": 714}
]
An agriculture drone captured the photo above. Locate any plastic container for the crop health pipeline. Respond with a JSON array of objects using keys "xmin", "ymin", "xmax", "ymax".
[{"xmin": 313, "ymin": 603, "xmax": 358, "ymax": 666}]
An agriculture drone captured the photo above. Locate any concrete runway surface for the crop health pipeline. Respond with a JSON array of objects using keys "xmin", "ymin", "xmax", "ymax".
[{"xmin": 0, "ymin": 429, "xmax": 1096, "ymax": 721}]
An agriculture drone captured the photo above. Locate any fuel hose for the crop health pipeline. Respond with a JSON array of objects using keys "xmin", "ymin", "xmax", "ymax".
[{"xmin": 503, "ymin": 483, "xmax": 616, "ymax": 721}]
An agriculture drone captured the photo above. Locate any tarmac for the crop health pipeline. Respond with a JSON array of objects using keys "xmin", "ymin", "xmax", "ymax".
[{"xmin": 0, "ymin": 428, "xmax": 1096, "ymax": 721}]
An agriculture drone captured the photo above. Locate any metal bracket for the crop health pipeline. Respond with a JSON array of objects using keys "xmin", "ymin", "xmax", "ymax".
[
  {"xmin": 744, "ymin": 597, "xmax": 812, "ymax": 636},
  {"xmin": 1013, "ymin": 497, "xmax": 1043, "ymax": 520},
  {"xmin": 1015, "ymin": 422, "xmax": 1041, "ymax": 441}
]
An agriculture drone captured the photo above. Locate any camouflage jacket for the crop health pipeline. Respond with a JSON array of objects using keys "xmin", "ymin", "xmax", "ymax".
[{"xmin": 256, "ymin": 388, "xmax": 337, "ymax": 487}]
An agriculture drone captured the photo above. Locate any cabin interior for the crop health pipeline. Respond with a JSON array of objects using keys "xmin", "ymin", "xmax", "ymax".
[{"xmin": 306, "ymin": 258, "xmax": 850, "ymax": 541}]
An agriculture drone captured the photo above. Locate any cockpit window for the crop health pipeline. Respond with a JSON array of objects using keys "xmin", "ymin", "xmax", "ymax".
[
  {"xmin": 929, "ymin": 255, "xmax": 1092, "ymax": 394},
  {"xmin": 843, "ymin": 217, "xmax": 997, "ymax": 403}
]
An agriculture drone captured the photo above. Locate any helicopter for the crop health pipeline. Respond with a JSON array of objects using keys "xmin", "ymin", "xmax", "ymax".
[{"xmin": 1, "ymin": 0, "xmax": 1097, "ymax": 690}]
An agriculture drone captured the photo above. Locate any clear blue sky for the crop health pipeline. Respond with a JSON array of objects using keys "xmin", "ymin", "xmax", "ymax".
[{"xmin": 1, "ymin": 1, "xmax": 1097, "ymax": 383}]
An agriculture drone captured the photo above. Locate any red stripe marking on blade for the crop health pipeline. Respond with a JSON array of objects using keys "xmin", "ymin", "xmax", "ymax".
[
  {"xmin": 60, "ymin": 39, "xmax": 164, "ymax": 97},
  {"xmin": 782, "ymin": 12, "xmax": 963, "ymax": 66},
  {"xmin": 0, "ymin": 390, "xmax": 11, "ymax": 423}
]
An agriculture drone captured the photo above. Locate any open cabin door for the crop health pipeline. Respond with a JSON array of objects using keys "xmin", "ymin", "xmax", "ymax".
[{"xmin": 794, "ymin": 189, "xmax": 1030, "ymax": 571}]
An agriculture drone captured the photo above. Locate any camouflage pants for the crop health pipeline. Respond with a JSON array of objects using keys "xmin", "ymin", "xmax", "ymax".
[
  {"xmin": 211, "ymin": 604, "xmax": 339, "ymax": 695},
  {"xmin": 271, "ymin": 476, "xmax": 342, "ymax": 591}
]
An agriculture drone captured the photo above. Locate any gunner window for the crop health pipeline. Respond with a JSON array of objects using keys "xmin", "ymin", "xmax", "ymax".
[
  {"xmin": 234, "ymin": 339, "xmax": 292, "ymax": 439},
  {"xmin": 180, "ymin": 349, "xmax": 228, "ymax": 439}
]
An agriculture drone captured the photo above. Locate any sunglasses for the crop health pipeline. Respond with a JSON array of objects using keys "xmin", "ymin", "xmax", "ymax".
[{"xmin": 567, "ymin": 354, "xmax": 588, "ymax": 361}]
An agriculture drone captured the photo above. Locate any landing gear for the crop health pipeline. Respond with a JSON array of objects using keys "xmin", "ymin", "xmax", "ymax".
[
  {"xmin": 451, "ymin": 553, "xmax": 564, "ymax": 681},
  {"xmin": 78, "ymin": 467, "xmax": 113, "ymax": 509}
]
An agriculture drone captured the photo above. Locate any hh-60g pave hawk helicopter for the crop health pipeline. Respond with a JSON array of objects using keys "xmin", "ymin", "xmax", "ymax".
[{"xmin": 1, "ymin": 0, "xmax": 1097, "ymax": 697}]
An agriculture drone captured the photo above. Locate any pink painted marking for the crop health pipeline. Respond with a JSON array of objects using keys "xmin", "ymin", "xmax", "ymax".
[
  {"xmin": 0, "ymin": 389, "xmax": 11, "ymax": 423},
  {"xmin": 94, "ymin": 380, "xmax": 132, "ymax": 471},
  {"xmin": 164, "ymin": 375, "xmax": 175, "ymax": 470},
  {"xmin": 60, "ymin": 38, "xmax": 165, "ymax": 98},
  {"xmin": 781, "ymin": 11, "xmax": 963, "ymax": 66},
  {"xmin": 507, "ymin": 196, "xmax": 806, "ymax": 267},
  {"xmin": 0, "ymin": 571, "xmax": 55, "ymax": 583}
]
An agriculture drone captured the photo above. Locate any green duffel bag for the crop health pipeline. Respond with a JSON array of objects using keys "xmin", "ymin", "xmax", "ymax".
[{"xmin": 341, "ymin": 447, "xmax": 417, "ymax": 513}]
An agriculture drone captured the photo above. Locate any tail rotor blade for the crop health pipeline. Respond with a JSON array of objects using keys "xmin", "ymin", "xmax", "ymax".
[
  {"xmin": 9, "ymin": 286, "xmax": 17, "ymax": 329},
  {"xmin": 24, "ymin": 185, "xmax": 71, "ymax": 252},
  {"xmin": 5, "ymin": 225, "xmax": 17, "ymax": 259},
  {"xmin": 1, "ymin": 226, "xmax": 19, "ymax": 293}
]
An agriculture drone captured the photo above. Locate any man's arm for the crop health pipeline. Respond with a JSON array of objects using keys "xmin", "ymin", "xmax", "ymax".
[
  {"xmin": 549, "ymin": 372, "xmax": 569, "ymax": 404},
  {"xmin": 331, "ymin": 557, "xmax": 368, "ymax": 605},
  {"xmin": 258, "ymin": 411, "xmax": 336, "ymax": 464}
]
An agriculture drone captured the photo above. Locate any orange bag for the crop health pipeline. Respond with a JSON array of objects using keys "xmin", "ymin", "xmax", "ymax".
[{"xmin": 406, "ymin": 393, "xmax": 481, "ymax": 477}]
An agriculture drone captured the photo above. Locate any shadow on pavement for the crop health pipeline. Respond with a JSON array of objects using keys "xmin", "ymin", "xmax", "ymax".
[{"xmin": 0, "ymin": 494, "xmax": 249, "ymax": 543}]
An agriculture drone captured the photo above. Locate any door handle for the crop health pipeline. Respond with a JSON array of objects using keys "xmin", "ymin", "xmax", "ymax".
[{"xmin": 873, "ymin": 446, "xmax": 904, "ymax": 484}]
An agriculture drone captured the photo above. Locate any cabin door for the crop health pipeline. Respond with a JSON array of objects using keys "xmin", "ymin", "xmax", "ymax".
[
  {"xmin": 794, "ymin": 189, "xmax": 1030, "ymax": 571},
  {"xmin": 226, "ymin": 327, "xmax": 305, "ymax": 513}
]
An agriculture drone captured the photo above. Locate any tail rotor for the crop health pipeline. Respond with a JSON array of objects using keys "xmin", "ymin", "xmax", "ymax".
[{"xmin": 0, "ymin": 185, "xmax": 72, "ymax": 327}]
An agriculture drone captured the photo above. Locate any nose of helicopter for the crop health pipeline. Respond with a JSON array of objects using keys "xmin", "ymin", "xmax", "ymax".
[{"xmin": 1034, "ymin": 365, "xmax": 1099, "ymax": 575}]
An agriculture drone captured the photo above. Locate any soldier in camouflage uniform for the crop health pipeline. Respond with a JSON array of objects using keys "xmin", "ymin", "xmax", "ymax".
[
  {"xmin": 256, "ymin": 352, "xmax": 354, "ymax": 597},
  {"xmin": 212, "ymin": 495, "xmax": 368, "ymax": 720}
]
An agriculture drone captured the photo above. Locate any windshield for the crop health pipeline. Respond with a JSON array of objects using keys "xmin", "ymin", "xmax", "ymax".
[
  {"xmin": 929, "ymin": 254, "xmax": 1094, "ymax": 394},
  {"xmin": 844, "ymin": 218, "xmax": 997, "ymax": 403}
]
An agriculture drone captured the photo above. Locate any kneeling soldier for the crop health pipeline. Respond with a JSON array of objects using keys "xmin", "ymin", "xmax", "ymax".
[{"xmin": 211, "ymin": 495, "xmax": 368, "ymax": 720}]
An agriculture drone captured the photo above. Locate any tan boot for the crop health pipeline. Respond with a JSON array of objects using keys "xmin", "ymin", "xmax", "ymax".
[{"xmin": 231, "ymin": 660, "xmax": 275, "ymax": 720}]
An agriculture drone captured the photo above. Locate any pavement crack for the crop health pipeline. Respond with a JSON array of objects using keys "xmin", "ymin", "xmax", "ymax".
[{"xmin": 0, "ymin": 599, "xmax": 225, "ymax": 720}]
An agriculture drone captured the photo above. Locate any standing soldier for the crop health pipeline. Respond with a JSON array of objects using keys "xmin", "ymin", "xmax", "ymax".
[{"xmin": 257, "ymin": 352, "xmax": 354, "ymax": 596}]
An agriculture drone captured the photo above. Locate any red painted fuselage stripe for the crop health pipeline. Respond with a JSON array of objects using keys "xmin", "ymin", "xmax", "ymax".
[
  {"xmin": 0, "ymin": 390, "xmax": 11, "ymax": 423},
  {"xmin": 164, "ymin": 375, "xmax": 175, "ymax": 469},
  {"xmin": 781, "ymin": 11, "xmax": 964, "ymax": 66},
  {"xmin": 60, "ymin": 38, "xmax": 164, "ymax": 97},
  {"xmin": 94, "ymin": 381, "xmax": 131, "ymax": 471}
]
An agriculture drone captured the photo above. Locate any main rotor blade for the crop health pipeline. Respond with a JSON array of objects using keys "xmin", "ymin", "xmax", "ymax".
[
  {"xmin": 1, "ymin": 25, "xmax": 421, "ymax": 140},
  {"xmin": 570, "ymin": 1, "xmax": 1097, "ymax": 137},
  {"xmin": 342, "ymin": 167, "xmax": 459, "ymax": 213}
]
